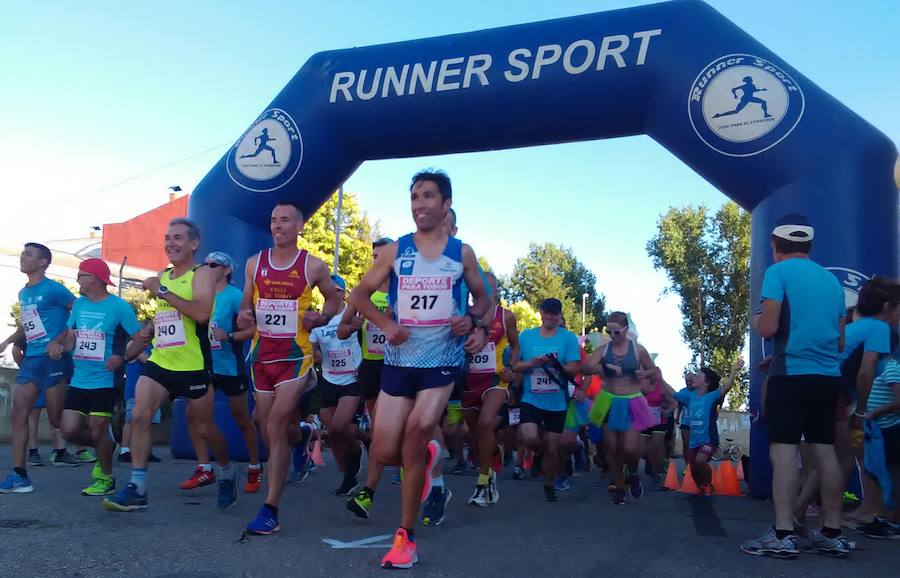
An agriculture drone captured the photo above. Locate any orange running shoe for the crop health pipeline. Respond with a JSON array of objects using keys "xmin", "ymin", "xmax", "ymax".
[
  {"xmin": 420, "ymin": 440, "xmax": 440, "ymax": 504},
  {"xmin": 180, "ymin": 466, "xmax": 216, "ymax": 490},
  {"xmin": 245, "ymin": 467, "xmax": 263, "ymax": 493},
  {"xmin": 381, "ymin": 528, "xmax": 418, "ymax": 569}
]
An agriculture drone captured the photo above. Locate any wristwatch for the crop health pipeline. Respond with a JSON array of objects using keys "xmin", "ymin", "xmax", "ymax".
[
  {"xmin": 227, "ymin": 332, "xmax": 235, "ymax": 342},
  {"xmin": 469, "ymin": 313, "xmax": 488, "ymax": 335},
  {"xmin": 158, "ymin": 285, "xmax": 170, "ymax": 297}
]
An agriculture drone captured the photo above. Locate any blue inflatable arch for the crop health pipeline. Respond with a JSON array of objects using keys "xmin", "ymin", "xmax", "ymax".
[{"xmin": 191, "ymin": 0, "xmax": 898, "ymax": 497}]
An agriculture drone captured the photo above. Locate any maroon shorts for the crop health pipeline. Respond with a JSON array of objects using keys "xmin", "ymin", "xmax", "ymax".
[{"xmin": 251, "ymin": 358, "xmax": 311, "ymax": 394}]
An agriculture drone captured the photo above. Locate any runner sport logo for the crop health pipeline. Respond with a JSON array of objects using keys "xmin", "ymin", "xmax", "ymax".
[
  {"xmin": 688, "ymin": 54, "xmax": 804, "ymax": 157},
  {"xmin": 227, "ymin": 108, "xmax": 304, "ymax": 193}
]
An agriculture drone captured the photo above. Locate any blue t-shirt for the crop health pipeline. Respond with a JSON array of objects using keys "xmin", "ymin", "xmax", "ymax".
[
  {"xmin": 841, "ymin": 316, "xmax": 892, "ymax": 374},
  {"xmin": 19, "ymin": 278, "xmax": 75, "ymax": 357},
  {"xmin": 761, "ymin": 258, "xmax": 845, "ymax": 376},
  {"xmin": 67, "ymin": 294, "xmax": 141, "ymax": 389},
  {"xmin": 209, "ymin": 285, "xmax": 244, "ymax": 377},
  {"xmin": 674, "ymin": 388, "xmax": 722, "ymax": 448},
  {"xmin": 519, "ymin": 326, "xmax": 580, "ymax": 412}
]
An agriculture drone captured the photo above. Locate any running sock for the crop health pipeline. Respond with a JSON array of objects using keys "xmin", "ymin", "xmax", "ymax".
[
  {"xmin": 774, "ymin": 528, "xmax": 792, "ymax": 540},
  {"xmin": 263, "ymin": 503, "xmax": 278, "ymax": 516},
  {"xmin": 131, "ymin": 467, "xmax": 147, "ymax": 495},
  {"xmin": 14, "ymin": 467, "xmax": 27, "ymax": 478},
  {"xmin": 403, "ymin": 527, "xmax": 415, "ymax": 542},
  {"xmin": 821, "ymin": 526, "xmax": 841, "ymax": 539},
  {"xmin": 119, "ymin": 447, "xmax": 130, "ymax": 455},
  {"xmin": 216, "ymin": 463, "xmax": 235, "ymax": 480},
  {"xmin": 198, "ymin": 463, "xmax": 212, "ymax": 472},
  {"xmin": 248, "ymin": 463, "xmax": 261, "ymax": 471},
  {"xmin": 477, "ymin": 473, "xmax": 490, "ymax": 486},
  {"xmin": 431, "ymin": 474, "xmax": 445, "ymax": 490}
]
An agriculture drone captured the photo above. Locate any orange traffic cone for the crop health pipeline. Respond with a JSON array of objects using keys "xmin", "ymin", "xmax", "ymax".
[
  {"xmin": 523, "ymin": 451, "xmax": 533, "ymax": 472},
  {"xmin": 663, "ymin": 462, "xmax": 681, "ymax": 491},
  {"xmin": 679, "ymin": 464, "xmax": 700, "ymax": 494},
  {"xmin": 736, "ymin": 460, "xmax": 745, "ymax": 481},
  {"xmin": 312, "ymin": 440, "xmax": 325, "ymax": 466},
  {"xmin": 711, "ymin": 463, "xmax": 723, "ymax": 490},
  {"xmin": 716, "ymin": 461, "xmax": 741, "ymax": 496}
]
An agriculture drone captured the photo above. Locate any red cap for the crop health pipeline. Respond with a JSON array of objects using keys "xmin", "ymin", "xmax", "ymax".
[{"xmin": 79, "ymin": 258, "xmax": 114, "ymax": 286}]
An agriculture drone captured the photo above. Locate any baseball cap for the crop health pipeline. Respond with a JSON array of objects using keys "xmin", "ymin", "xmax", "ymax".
[
  {"xmin": 539, "ymin": 298, "xmax": 563, "ymax": 315},
  {"xmin": 79, "ymin": 258, "xmax": 114, "ymax": 286},
  {"xmin": 772, "ymin": 214, "xmax": 814, "ymax": 242},
  {"xmin": 205, "ymin": 251, "xmax": 234, "ymax": 269},
  {"xmin": 331, "ymin": 274, "xmax": 347, "ymax": 291},
  {"xmin": 372, "ymin": 237, "xmax": 394, "ymax": 248}
]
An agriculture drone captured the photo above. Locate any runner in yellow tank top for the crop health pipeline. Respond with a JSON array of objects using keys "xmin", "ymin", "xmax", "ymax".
[
  {"xmin": 104, "ymin": 218, "xmax": 237, "ymax": 514},
  {"xmin": 238, "ymin": 201, "xmax": 342, "ymax": 536}
]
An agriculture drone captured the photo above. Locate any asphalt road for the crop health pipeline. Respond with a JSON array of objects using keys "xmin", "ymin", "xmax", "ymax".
[{"xmin": 1, "ymin": 447, "xmax": 897, "ymax": 577}]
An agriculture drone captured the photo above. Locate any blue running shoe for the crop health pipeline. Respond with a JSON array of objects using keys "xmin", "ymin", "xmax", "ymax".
[
  {"xmin": 554, "ymin": 477, "xmax": 571, "ymax": 492},
  {"xmin": 218, "ymin": 477, "xmax": 237, "ymax": 510},
  {"xmin": 103, "ymin": 483, "xmax": 147, "ymax": 512},
  {"xmin": 246, "ymin": 505, "xmax": 280, "ymax": 535},
  {"xmin": 291, "ymin": 443, "xmax": 310, "ymax": 482},
  {"xmin": 0, "ymin": 472, "xmax": 33, "ymax": 494},
  {"xmin": 422, "ymin": 486, "xmax": 452, "ymax": 526}
]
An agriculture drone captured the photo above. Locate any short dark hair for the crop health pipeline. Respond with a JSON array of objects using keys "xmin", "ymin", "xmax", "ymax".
[
  {"xmin": 700, "ymin": 367, "xmax": 722, "ymax": 390},
  {"xmin": 771, "ymin": 234, "xmax": 812, "ymax": 255},
  {"xmin": 448, "ymin": 207, "xmax": 457, "ymax": 228},
  {"xmin": 607, "ymin": 311, "xmax": 629, "ymax": 327},
  {"xmin": 24, "ymin": 242, "xmax": 52, "ymax": 266},
  {"xmin": 856, "ymin": 276, "xmax": 900, "ymax": 317},
  {"xmin": 275, "ymin": 200, "xmax": 305, "ymax": 220},
  {"xmin": 410, "ymin": 169, "xmax": 452, "ymax": 200},
  {"xmin": 169, "ymin": 217, "xmax": 201, "ymax": 242}
]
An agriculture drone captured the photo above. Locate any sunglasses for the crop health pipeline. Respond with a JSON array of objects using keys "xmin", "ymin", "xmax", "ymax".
[
  {"xmin": 608, "ymin": 328, "xmax": 626, "ymax": 336},
  {"xmin": 206, "ymin": 262, "xmax": 227, "ymax": 269}
]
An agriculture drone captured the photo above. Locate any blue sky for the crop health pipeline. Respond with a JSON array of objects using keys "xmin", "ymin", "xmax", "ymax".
[{"xmin": 1, "ymin": 0, "xmax": 896, "ymax": 382}]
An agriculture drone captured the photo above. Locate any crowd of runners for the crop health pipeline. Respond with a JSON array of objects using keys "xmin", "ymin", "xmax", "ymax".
[{"xmin": 2, "ymin": 170, "xmax": 899, "ymax": 568}]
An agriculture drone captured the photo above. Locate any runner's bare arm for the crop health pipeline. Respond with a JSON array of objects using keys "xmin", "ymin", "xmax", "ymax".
[
  {"xmin": 580, "ymin": 347, "xmax": 606, "ymax": 375},
  {"xmin": 855, "ymin": 351, "xmax": 881, "ymax": 415},
  {"xmin": 349, "ymin": 243, "xmax": 400, "ymax": 340},
  {"xmin": 0, "ymin": 326, "xmax": 25, "ymax": 354},
  {"xmin": 460, "ymin": 245, "xmax": 489, "ymax": 320},
  {"xmin": 718, "ymin": 358, "xmax": 745, "ymax": 401},
  {"xmin": 307, "ymin": 255, "xmax": 340, "ymax": 329},
  {"xmin": 125, "ymin": 324, "xmax": 153, "ymax": 361},
  {"xmin": 753, "ymin": 299, "xmax": 780, "ymax": 339},
  {"xmin": 237, "ymin": 254, "xmax": 259, "ymax": 330},
  {"xmin": 156, "ymin": 265, "xmax": 215, "ymax": 324},
  {"xmin": 336, "ymin": 303, "xmax": 364, "ymax": 340},
  {"xmin": 637, "ymin": 344, "xmax": 659, "ymax": 380},
  {"xmin": 500, "ymin": 310, "xmax": 520, "ymax": 381}
]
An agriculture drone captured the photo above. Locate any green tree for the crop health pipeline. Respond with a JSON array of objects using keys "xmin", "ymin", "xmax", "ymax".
[
  {"xmin": 503, "ymin": 243, "xmax": 604, "ymax": 334},
  {"xmin": 504, "ymin": 299, "xmax": 540, "ymax": 331},
  {"xmin": 121, "ymin": 287, "xmax": 157, "ymax": 321},
  {"xmin": 296, "ymin": 191, "xmax": 376, "ymax": 309},
  {"xmin": 646, "ymin": 202, "xmax": 751, "ymax": 409}
]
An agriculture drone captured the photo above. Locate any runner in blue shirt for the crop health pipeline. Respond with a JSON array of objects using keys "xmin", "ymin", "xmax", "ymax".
[{"xmin": 0, "ymin": 243, "xmax": 75, "ymax": 494}]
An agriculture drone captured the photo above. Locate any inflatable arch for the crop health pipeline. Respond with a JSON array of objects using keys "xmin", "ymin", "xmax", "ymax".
[{"xmin": 190, "ymin": 0, "xmax": 898, "ymax": 497}]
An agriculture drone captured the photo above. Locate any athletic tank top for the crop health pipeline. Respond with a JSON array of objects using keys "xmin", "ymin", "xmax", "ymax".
[
  {"xmin": 602, "ymin": 338, "xmax": 640, "ymax": 378},
  {"xmin": 361, "ymin": 290, "xmax": 389, "ymax": 361},
  {"xmin": 148, "ymin": 267, "xmax": 210, "ymax": 372},
  {"xmin": 384, "ymin": 233, "xmax": 465, "ymax": 368},
  {"xmin": 467, "ymin": 306, "xmax": 509, "ymax": 386},
  {"xmin": 249, "ymin": 249, "xmax": 313, "ymax": 364}
]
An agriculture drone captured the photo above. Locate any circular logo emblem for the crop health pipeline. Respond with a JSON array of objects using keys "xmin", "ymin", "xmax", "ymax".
[
  {"xmin": 688, "ymin": 54, "xmax": 804, "ymax": 157},
  {"xmin": 826, "ymin": 267, "xmax": 869, "ymax": 309},
  {"xmin": 227, "ymin": 108, "xmax": 303, "ymax": 193}
]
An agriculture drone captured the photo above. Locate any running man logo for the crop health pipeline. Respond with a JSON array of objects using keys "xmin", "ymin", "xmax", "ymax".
[
  {"xmin": 688, "ymin": 54, "xmax": 804, "ymax": 157},
  {"xmin": 227, "ymin": 108, "xmax": 304, "ymax": 193},
  {"xmin": 826, "ymin": 267, "xmax": 869, "ymax": 309}
]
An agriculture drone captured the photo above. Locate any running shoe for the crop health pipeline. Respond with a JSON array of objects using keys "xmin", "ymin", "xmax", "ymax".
[
  {"xmin": 487, "ymin": 470, "xmax": 500, "ymax": 504},
  {"xmin": 807, "ymin": 529, "xmax": 850, "ymax": 558},
  {"xmin": 245, "ymin": 505, "xmax": 280, "ymax": 535},
  {"xmin": 148, "ymin": 453, "xmax": 162, "ymax": 463},
  {"xmin": 512, "ymin": 465, "xmax": 525, "ymax": 480},
  {"xmin": 82, "ymin": 475, "xmax": 116, "ymax": 496},
  {"xmin": 468, "ymin": 485, "xmax": 488, "ymax": 507},
  {"xmin": 554, "ymin": 477, "xmax": 571, "ymax": 492},
  {"xmin": 699, "ymin": 484, "xmax": 714, "ymax": 499},
  {"xmin": 117, "ymin": 451, "xmax": 131, "ymax": 463},
  {"xmin": 245, "ymin": 467, "xmax": 263, "ymax": 494},
  {"xmin": 739, "ymin": 528, "xmax": 799, "ymax": 558},
  {"xmin": 180, "ymin": 467, "xmax": 216, "ymax": 490},
  {"xmin": 291, "ymin": 443, "xmax": 310, "ymax": 482},
  {"xmin": 421, "ymin": 440, "xmax": 440, "ymax": 503},
  {"xmin": 27, "ymin": 450, "xmax": 45, "ymax": 467},
  {"xmin": 450, "ymin": 459, "xmax": 468, "ymax": 475},
  {"xmin": 347, "ymin": 487, "xmax": 373, "ymax": 519},
  {"xmin": 607, "ymin": 482, "xmax": 617, "ymax": 494},
  {"xmin": 611, "ymin": 487, "xmax": 626, "ymax": 505},
  {"xmin": 103, "ymin": 483, "xmax": 147, "ymax": 512},
  {"xmin": 381, "ymin": 528, "xmax": 417, "ymax": 569},
  {"xmin": 50, "ymin": 451, "xmax": 80, "ymax": 467},
  {"xmin": 422, "ymin": 486, "xmax": 452, "ymax": 526},
  {"xmin": 627, "ymin": 474, "xmax": 643, "ymax": 500},
  {"xmin": 334, "ymin": 476, "xmax": 358, "ymax": 496},
  {"xmin": 857, "ymin": 518, "xmax": 898, "ymax": 540},
  {"xmin": 218, "ymin": 477, "xmax": 237, "ymax": 510},
  {"xmin": 0, "ymin": 472, "xmax": 33, "ymax": 494},
  {"xmin": 91, "ymin": 461, "xmax": 102, "ymax": 480},
  {"xmin": 76, "ymin": 449, "xmax": 97, "ymax": 463},
  {"xmin": 543, "ymin": 484, "xmax": 558, "ymax": 502}
]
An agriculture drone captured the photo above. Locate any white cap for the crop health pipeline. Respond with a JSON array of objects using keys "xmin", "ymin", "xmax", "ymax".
[{"xmin": 772, "ymin": 224, "xmax": 814, "ymax": 241}]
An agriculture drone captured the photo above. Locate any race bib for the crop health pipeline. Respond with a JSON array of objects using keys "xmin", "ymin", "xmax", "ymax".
[
  {"xmin": 256, "ymin": 298, "xmax": 298, "ymax": 338},
  {"xmin": 469, "ymin": 342, "xmax": 496, "ymax": 374},
  {"xmin": 397, "ymin": 276, "xmax": 453, "ymax": 326},
  {"xmin": 531, "ymin": 368, "xmax": 557, "ymax": 394},
  {"xmin": 74, "ymin": 329, "xmax": 105, "ymax": 362},
  {"xmin": 154, "ymin": 310, "xmax": 186, "ymax": 349},
  {"xmin": 326, "ymin": 347, "xmax": 355, "ymax": 375},
  {"xmin": 209, "ymin": 322, "xmax": 222, "ymax": 351},
  {"xmin": 365, "ymin": 322, "xmax": 386, "ymax": 356},
  {"xmin": 508, "ymin": 407, "xmax": 521, "ymax": 426},
  {"xmin": 21, "ymin": 304, "xmax": 47, "ymax": 343}
]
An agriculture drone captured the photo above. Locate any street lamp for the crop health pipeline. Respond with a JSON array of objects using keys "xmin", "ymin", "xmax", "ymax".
[{"xmin": 582, "ymin": 292, "xmax": 589, "ymax": 336}]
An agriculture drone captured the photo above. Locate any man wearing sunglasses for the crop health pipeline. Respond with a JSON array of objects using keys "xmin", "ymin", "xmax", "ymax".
[{"xmin": 178, "ymin": 252, "xmax": 262, "ymax": 494}]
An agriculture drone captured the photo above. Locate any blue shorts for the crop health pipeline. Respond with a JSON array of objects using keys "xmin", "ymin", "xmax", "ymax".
[
  {"xmin": 16, "ymin": 355, "xmax": 73, "ymax": 392},
  {"xmin": 381, "ymin": 365, "xmax": 461, "ymax": 399}
]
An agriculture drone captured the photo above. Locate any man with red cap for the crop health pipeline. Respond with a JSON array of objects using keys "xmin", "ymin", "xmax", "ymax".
[{"xmin": 48, "ymin": 258, "xmax": 142, "ymax": 496}]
